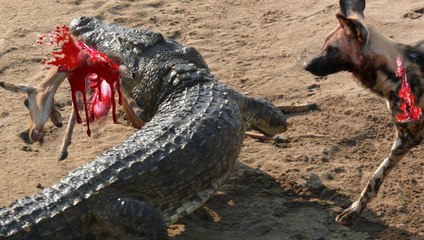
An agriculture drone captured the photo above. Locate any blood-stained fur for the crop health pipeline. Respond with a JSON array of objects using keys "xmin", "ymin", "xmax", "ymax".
[{"xmin": 304, "ymin": 0, "xmax": 424, "ymax": 225}]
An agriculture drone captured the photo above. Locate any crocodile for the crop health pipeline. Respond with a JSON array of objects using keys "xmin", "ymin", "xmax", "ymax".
[{"xmin": 0, "ymin": 16, "xmax": 287, "ymax": 239}]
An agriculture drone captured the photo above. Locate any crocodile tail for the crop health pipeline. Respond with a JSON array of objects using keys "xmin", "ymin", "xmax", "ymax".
[{"xmin": 0, "ymin": 182, "xmax": 87, "ymax": 239}]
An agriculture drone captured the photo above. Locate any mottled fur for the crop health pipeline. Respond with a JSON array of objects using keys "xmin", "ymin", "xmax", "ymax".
[{"xmin": 304, "ymin": 0, "xmax": 424, "ymax": 225}]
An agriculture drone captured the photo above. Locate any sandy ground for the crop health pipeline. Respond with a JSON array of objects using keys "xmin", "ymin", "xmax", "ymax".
[{"xmin": 1, "ymin": 0, "xmax": 424, "ymax": 239}]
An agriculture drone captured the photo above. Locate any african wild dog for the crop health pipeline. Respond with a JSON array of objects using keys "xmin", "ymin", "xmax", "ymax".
[{"xmin": 304, "ymin": 0, "xmax": 424, "ymax": 225}]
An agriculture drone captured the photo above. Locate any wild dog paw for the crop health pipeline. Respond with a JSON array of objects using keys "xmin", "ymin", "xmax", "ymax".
[{"xmin": 335, "ymin": 202, "xmax": 362, "ymax": 225}]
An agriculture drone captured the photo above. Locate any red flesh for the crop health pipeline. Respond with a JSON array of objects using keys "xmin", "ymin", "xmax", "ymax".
[
  {"xmin": 38, "ymin": 25, "xmax": 121, "ymax": 136},
  {"xmin": 395, "ymin": 57, "xmax": 422, "ymax": 122}
]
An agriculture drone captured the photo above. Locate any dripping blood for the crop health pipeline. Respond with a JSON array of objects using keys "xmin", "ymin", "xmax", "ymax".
[{"xmin": 38, "ymin": 25, "xmax": 122, "ymax": 136}]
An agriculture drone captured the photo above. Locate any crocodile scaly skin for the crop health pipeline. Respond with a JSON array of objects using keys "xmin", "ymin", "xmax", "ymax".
[{"xmin": 0, "ymin": 17, "xmax": 286, "ymax": 239}]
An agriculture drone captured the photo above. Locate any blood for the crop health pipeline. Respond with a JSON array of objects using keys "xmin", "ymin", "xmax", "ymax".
[
  {"xmin": 88, "ymin": 74, "xmax": 112, "ymax": 122},
  {"xmin": 38, "ymin": 25, "xmax": 122, "ymax": 136},
  {"xmin": 395, "ymin": 56, "xmax": 422, "ymax": 122}
]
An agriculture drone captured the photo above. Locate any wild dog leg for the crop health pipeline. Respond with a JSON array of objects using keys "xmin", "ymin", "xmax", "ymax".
[{"xmin": 336, "ymin": 135, "xmax": 419, "ymax": 225}]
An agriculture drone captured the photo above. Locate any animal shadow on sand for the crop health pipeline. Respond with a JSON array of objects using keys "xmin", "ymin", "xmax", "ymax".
[{"xmin": 170, "ymin": 163, "xmax": 419, "ymax": 240}]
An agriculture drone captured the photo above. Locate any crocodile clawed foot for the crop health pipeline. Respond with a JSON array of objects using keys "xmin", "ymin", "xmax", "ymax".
[
  {"xmin": 245, "ymin": 131, "xmax": 288, "ymax": 145},
  {"xmin": 245, "ymin": 131, "xmax": 272, "ymax": 141},
  {"xmin": 277, "ymin": 102, "xmax": 318, "ymax": 113}
]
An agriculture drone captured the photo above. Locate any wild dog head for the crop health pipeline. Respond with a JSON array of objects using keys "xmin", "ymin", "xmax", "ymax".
[{"xmin": 304, "ymin": 0, "xmax": 370, "ymax": 76}]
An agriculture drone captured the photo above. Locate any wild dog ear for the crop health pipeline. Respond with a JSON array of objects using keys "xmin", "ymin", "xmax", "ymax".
[
  {"xmin": 336, "ymin": 13, "xmax": 369, "ymax": 45},
  {"xmin": 339, "ymin": 0, "xmax": 366, "ymax": 19}
]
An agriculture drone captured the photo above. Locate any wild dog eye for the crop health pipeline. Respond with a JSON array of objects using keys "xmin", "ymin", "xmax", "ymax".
[
  {"xmin": 24, "ymin": 99, "xmax": 29, "ymax": 108},
  {"xmin": 326, "ymin": 47, "xmax": 340, "ymax": 57}
]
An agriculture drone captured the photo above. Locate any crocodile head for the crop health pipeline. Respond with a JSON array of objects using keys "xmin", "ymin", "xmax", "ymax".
[
  {"xmin": 69, "ymin": 16, "xmax": 210, "ymax": 121},
  {"xmin": 70, "ymin": 16, "xmax": 166, "ymax": 120},
  {"xmin": 70, "ymin": 16, "xmax": 130, "ymax": 67}
]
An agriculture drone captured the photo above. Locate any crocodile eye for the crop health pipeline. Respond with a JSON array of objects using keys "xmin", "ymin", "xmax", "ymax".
[{"xmin": 24, "ymin": 99, "xmax": 29, "ymax": 108}]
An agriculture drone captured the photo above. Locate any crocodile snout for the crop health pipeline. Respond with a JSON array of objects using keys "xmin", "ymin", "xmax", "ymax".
[{"xmin": 70, "ymin": 16, "xmax": 98, "ymax": 36}]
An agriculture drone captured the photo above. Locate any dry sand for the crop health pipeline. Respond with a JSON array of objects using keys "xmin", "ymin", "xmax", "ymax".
[{"xmin": 1, "ymin": 0, "xmax": 424, "ymax": 239}]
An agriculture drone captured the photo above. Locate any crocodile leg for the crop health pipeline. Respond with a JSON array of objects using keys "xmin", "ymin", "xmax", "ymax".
[
  {"xmin": 225, "ymin": 88, "xmax": 287, "ymax": 136},
  {"xmin": 244, "ymin": 102, "xmax": 318, "ymax": 140},
  {"xmin": 88, "ymin": 197, "xmax": 167, "ymax": 240}
]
